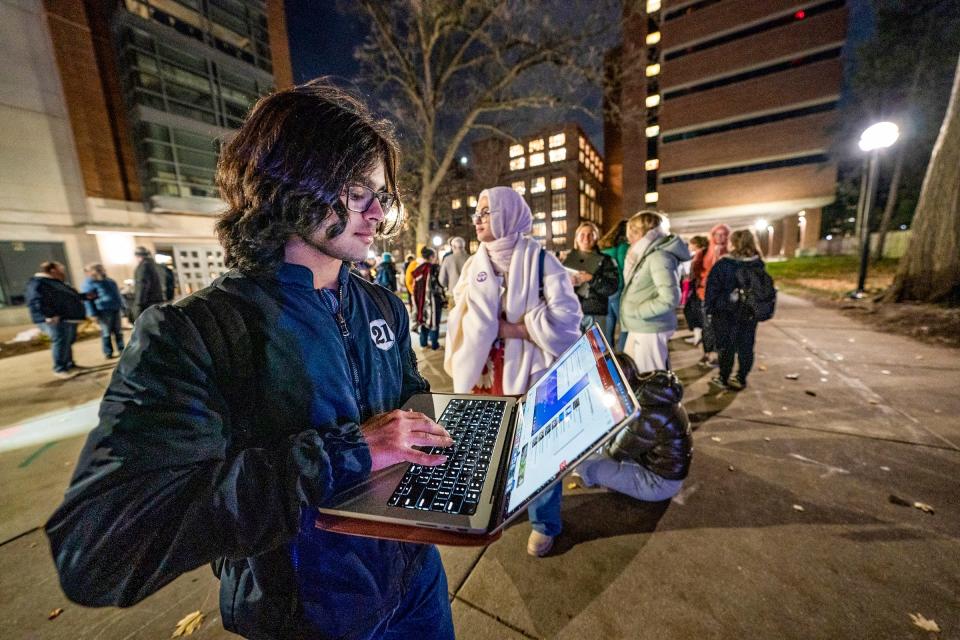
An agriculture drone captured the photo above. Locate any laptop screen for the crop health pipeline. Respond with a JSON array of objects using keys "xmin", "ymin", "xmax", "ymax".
[{"xmin": 502, "ymin": 325, "xmax": 637, "ymax": 519}]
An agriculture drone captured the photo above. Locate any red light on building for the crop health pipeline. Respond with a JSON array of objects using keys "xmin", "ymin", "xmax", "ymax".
[{"xmin": 794, "ymin": 10, "xmax": 806, "ymax": 19}]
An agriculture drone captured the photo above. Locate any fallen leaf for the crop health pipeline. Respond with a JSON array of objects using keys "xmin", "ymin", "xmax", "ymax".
[
  {"xmin": 792, "ymin": 504, "xmax": 805, "ymax": 512},
  {"xmin": 727, "ymin": 465, "xmax": 735, "ymax": 472},
  {"xmin": 848, "ymin": 338, "xmax": 855, "ymax": 343},
  {"xmin": 29, "ymin": 542, "xmax": 37, "ymax": 548},
  {"xmin": 880, "ymin": 466, "xmax": 890, "ymax": 471},
  {"xmin": 880, "ymin": 370, "xmax": 891, "ymax": 375},
  {"xmin": 805, "ymin": 390, "xmax": 817, "ymax": 397},
  {"xmin": 915, "ymin": 355, "xmax": 924, "ymax": 360},
  {"xmin": 820, "ymin": 377, "xmax": 829, "ymax": 382},
  {"xmin": 758, "ymin": 364, "xmax": 767, "ymax": 371},
  {"xmin": 567, "ymin": 482, "xmax": 577, "ymax": 490},
  {"xmin": 172, "ymin": 611, "xmax": 204, "ymax": 637},
  {"xmin": 909, "ymin": 613, "xmax": 940, "ymax": 633},
  {"xmin": 835, "ymin": 355, "xmax": 844, "ymax": 361},
  {"xmin": 47, "ymin": 608, "xmax": 63, "ymax": 621},
  {"xmin": 762, "ymin": 410, "xmax": 774, "ymax": 417},
  {"xmin": 934, "ymin": 409, "xmax": 942, "ymax": 414},
  {"xmin": 781, "ymin": 406, "xmax": 789, "ymax": 411},
  {"xmin": 763, "ymin": 437, "xmax": 771, "ymax": 442},
  {"xmin": 868, "ymin": 399, "xmax": 879, "ymax": 405},
  {"xmin": 785, "ymin": 373, "xmax": 799, "ymax": 380},
  {"xmin": 913, "ymin": 502, "xmax": 935, "ymax": 515},
  {"xmin": 710, "ymin": 436, "xmax": 722, "ymax": 442}
]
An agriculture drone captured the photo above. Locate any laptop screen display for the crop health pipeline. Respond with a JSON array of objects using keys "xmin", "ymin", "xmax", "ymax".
[{"xmin": 502, "ymin": 325, "xmax": 636, "ymax": 518}]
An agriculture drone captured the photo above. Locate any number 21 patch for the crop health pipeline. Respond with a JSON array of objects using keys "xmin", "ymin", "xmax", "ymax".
[{"xmin": 369, "ymin": 319, "xmax": 396, "ymax": 351}]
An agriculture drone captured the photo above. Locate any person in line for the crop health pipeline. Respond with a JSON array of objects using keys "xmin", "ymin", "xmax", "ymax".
[
  {"xmin": 25, "ymin": 261, "xmax": 86, "ymax": 378},
  {"xmin": 81, "ymin": 263, "xmax": 125, "ymax": 359},
  {"xmin": 697, "ymin": 223, "xmax": 730, "ymax": 367},
  {"xmin": 704, "ymin": 229, "xmax": 767, "ymax": 391},
  {"xmin": 573, "ymin": 352, "xmax": 692, "ymax": 501},
  {"xmin": 45, "ymin": 79, "xmax": 456, "ymax": 639},
  {"xmin": 682, "ymin": 235, "xmax": 709, "ymax": 346},
  {"xmin": 599, "ymin": 219, "xmax": 631, "ymax": 351},
  {"xmin": 405, "ymin": 250, "xmax": 421, "ymax": 311},
  {"xmin": 132, "ymin": 246, "xmax": 165, "ymax": 320},
  {"xmin": 160, "ymin": 261, "xmax": 176, "ymax": 301},
  {"xmin": 412, "ymin": 246, "xmax": 445, "ymax": 350},
  {"xmin": 444, "ymin": 186, "xmax": 581, "ymax": 557},
  {"xmin": 564, "ymin": 221, "xmax": 619, "ymax": 341},
  {"xmin": 619, "ymin": 211, "xmax": 691, "ymax": 372},
  {"xmin": 376, "ymin": 251, "xmax": 399, "ymax": 292},
  {"xmin": 438, "ymin": 236, "xmax": 469, "ymax": 296}
]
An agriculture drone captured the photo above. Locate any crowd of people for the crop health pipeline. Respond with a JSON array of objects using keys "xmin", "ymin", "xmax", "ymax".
[{"xmin": 41, "ymin": 79, "xmax": 775, "ymax": 638}]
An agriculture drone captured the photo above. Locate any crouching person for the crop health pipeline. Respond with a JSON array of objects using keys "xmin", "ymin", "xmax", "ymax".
[{"xmin": 574, "ymin": 353, "xmax": 692, "ymax": 500}]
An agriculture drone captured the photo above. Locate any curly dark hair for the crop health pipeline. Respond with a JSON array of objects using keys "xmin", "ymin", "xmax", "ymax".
[{"xmin": 215, "ymin": 78, "xmax": 403, "ymax": 274}]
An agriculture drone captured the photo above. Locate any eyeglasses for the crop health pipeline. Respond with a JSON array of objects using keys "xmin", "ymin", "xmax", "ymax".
[
  {"xmin": 470, "ymin": 208, "xmax": 490, "ymax": 225},
  {"xmin": 341, "ymin": 184, "xmax": 398, "ymax": 214}
]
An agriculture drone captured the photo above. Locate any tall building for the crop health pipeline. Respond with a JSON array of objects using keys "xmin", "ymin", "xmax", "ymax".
[
  {"xmin": 614, "ymin": 0, "xmax": 848, "ymax": 255},
  {"xmin": 433, "ymin": 123, "xmax": 606, "ymax": 253},
  {"xmin": 0, "ymin": 0, "xmax": 291, "ymax": 325}
]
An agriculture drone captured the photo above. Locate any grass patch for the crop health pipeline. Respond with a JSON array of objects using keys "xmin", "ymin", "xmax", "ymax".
[{"xmin": 766, "ymin": 255, "xmax": 899, "ymax": 299}]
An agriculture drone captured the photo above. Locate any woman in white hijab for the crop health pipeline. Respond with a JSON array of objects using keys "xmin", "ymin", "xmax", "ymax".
[{"xmin": 444, "ymin": 186, "xmax": 581, "ymax": 557}]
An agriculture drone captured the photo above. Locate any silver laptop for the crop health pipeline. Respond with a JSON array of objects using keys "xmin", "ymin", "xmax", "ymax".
[{"xmin": 317, "ymin": 325, "xmax": 640, "ymax": 536}]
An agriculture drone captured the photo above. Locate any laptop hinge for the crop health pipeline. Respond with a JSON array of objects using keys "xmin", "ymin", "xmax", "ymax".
[{"xmin": 488, "ymin": 399, "xmax": 520, "ymax": 524}]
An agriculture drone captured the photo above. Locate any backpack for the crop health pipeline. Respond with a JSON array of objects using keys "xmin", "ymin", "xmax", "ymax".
[{"xmin": 735, "ymin": 264, "xmax": 776, "ymax": 321}]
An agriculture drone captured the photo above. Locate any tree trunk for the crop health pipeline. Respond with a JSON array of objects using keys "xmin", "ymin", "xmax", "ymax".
[
  {"xmin": 873, "ymin": 142, "xmax": 905, "ymax": 262},
  {"xmin": 416, "ymin": 192, "xmax": 433, "ymax": 250},
  {"xmin": 887, "ymin": 54, "xmax": 960, "ymax": 304}
]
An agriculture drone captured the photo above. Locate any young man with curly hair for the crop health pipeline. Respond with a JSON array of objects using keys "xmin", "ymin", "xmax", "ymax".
[{"xmin": 45, "ymin": 80, "xmax": 455, "ymax": 639}]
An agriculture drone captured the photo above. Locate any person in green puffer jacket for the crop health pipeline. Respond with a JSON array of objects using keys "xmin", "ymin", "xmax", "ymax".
[
  {"xmin": 600, "ymin": 219, "xmax": 630, "ymax": 350},
  {"xmin": 620, "ymin": 211, "xmax": 691, "ymax": 372}
]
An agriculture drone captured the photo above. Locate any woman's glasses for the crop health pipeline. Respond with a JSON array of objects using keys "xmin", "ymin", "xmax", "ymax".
[
  {"xmin": 341, "ymin": 184, "xmax": 398, "ymax": 214},
  {"xmin": 470, "ymin": 208, "xmax": 490, "ymax": 225}
]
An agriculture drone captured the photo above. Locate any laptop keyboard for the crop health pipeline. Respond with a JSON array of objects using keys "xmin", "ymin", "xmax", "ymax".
[{"xmin": 388, "ymin": 398, "xmax": 506, "ymax": 515}]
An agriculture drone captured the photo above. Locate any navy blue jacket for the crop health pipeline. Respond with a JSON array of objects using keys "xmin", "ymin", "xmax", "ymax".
[
  {"xmin": 45, "ymin": 263, "xmax": 431, "ymax": 639},
  {"xmin": 81, "ymin": 276, "xmax": 124, "ymax": 316},
  {"xmin": 25, "ymin": 275, "xmax": 85, "ymax": 323},
  {"xmin": 704, "ymin": 255, "xmax": 765, "ymax": 318}
]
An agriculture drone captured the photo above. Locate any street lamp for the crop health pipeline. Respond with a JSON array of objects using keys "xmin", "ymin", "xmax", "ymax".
[
  {"xmin": 852, "ymin": 122, "xmax": 900, "ymax": 298},
  {"xmin": 432, "ymin": 235, "xmax": 443, "ymax": 247}
]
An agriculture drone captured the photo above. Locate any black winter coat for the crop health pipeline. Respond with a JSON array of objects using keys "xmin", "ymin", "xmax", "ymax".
[
  {"xmin": 605, "ymin": 370, "xmax": 692, "ymax": 480},
  {"xmin": 563, "ymin": 249, "xmax": 619, "ymax": 315},
  {"xmin": 25, "ymin": 275, "xmax": 85, "ymax": 323}
]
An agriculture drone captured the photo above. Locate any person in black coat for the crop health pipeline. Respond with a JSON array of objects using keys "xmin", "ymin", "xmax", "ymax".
[
  {"xmin": 573, "ymin": 352, "xmax": 692, "ymax": 501},
  {"xmin": 133, "ymin": 247, "xmax": 164, "ymax": 319},
  {"xmin": 563, "ymin": 221, "xmax": 619, "ymax": 341},
  {"xmin": 704, "ymin": 229, "xmax": 767, "ymax": 391},
  {"xmin": 25, "ymin": 261, "xmax": 87, "ymax": 377}
]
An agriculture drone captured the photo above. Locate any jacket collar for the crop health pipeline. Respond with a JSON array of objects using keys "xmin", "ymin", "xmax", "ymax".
[{"xmin": 275, "ymin": 262, "xmax": 350, "ymax": 291}]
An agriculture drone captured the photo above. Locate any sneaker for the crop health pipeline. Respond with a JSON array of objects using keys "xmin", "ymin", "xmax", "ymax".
[
  {"xmin": 708, "ymin": 376, "xmax": 730, "ymax": 391},
  {"xmin": 728, "ymin": 378, "xmax": 747, "ymax": 391},
  {"xmin": 53, "ymin": 370, "xmax": 75, "ymax": 379},
  {"xmin": 527, "ymin": 530, "xmax": 555, "ymax": 557}
]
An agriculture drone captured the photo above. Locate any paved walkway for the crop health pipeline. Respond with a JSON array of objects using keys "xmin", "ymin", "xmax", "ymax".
[{"xmin": 1, "ymin": 293, "xmax": 958, "ymax": 639}]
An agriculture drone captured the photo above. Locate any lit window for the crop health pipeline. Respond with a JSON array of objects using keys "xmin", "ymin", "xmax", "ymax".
[
  {"xmin": 579, "ymin": 136, "xmax": 586, "ymax": 150},
  {"xmin": 467, "ymin": 195, "xmax": 477, "ymax": 207},
  {"xmin": 530, "ymin": 152, "xmax": 545, "ymax": 167},
  {"xmin": 532, "ymin": 222, "xmax": 547, "ymax": 238},
  {"xmin": 646, "ymin": 31, "xmax": 661, "ymax": 45},
  {"xmin": 512, "ymin": 180, "xmax": 526, "ymax": 195},
  {"xmin": 533, "ymin": 210, "xmax": 546, "ymax": 220},
  {"xmin": 646, "ymin": 0, "xmax": 660, "ymax": 12},
  {"xmin": 551, "ymin": 176, "xmax": 566, "ymax": 190},
  {"xmin": 549, "ymin": 133, "xmax": 566, "ymax": 148},
  {"xmin": 645, "ymin": 191, "xmax": 659, "ymax": 204},
  {"xmin": 579, "ymin": 151, "xmax": 585, "ymax": 163},
  {"xmin": 645, "ymin": 124, "xmax": 660, "ymax": 137},
  {"xmin": 551, "ymin": 193, "xmax": 566, "ymax": 217},
  {"xmin": 645, "ymin": 158, "xmax": 660, "ymax": 170},
  {"xmin": 645, "ymin": 63, "xmax": 660, "ymax": 77},
  {"xmin": 528, "ymin": 138, "xmax": 545, "ymax": 152},
  {"xmin": 509, "ymin": 157, "xmax": 526, "ymax": 171},
  {"xmin": 509, "ymin": 144, "xmax": 524, "ymax": 158},
  {"xmin": 530, "ymin": 176, "xmax": 546, "ymax": 193},
  {"xmin": 549, "ymin": 148, "xmax": 567, "ymax": 162},
  {"xmin": 451, "ymin": 198, "xmax": 462, "ymax": 209},
  {"xmin": 552, "ymin": 219, "xmax": 567, "ymax": 237},
  {"xmin": 645, "ymin": 94, "xmax": 661, "ymax": 108}
]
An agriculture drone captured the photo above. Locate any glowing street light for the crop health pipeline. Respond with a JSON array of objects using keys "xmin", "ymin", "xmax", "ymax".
[
  {"xmin": 754, "ymin": 219, "xmax": 768, "ymax": 232},
  {"xmin": 852, "ymin": 122, "xmax": 900, "ymax": 298},
  {"xmin": 858, "ymin": 122, "xmax": 899, "ymax": 152},
  {"xmin": 432, "ymin": 235, "xmax": 443, "ymax": 247}
]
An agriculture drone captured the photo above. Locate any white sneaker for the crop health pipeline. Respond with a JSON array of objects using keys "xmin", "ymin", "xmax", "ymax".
[
  {"xmin": 53, "ymin": 370, "xmax": 75, "ymax": 379},
  {"xmin": 527, "ymin": 530, "xmax": 555, "ymax": 557}
]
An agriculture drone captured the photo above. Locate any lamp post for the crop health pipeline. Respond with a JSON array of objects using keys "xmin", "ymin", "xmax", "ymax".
[{"xmin": 852, "ymin": 122, "xmax": 899, "ymax": 298}]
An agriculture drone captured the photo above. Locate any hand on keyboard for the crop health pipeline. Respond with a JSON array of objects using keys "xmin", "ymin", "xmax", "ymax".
[{"xmin": 361, "ymin": 409, "xmax": 453, "ymax": 471}]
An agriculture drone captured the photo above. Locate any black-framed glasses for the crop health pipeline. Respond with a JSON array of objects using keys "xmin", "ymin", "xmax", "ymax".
[
  {"xmin": 470, "ymin": 208, "xmax": 490, "ymax": 225},
  {"xmin": 341, "ymin": 184, "xmax": 398, "ymax": 214}
]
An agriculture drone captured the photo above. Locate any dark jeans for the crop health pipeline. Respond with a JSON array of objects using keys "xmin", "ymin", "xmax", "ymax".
[
  {"xmin": 96, "ymin": 310, "xmax": 124, "ymax": 356},
  {"xmin": 713, "ymin": 312, "xmax": 758, "ymax": 383},
  {"xmin": 361, "ymin": 546, "xmax": 454, "ymax": 640},
  {"xmin": 40, "ymin": 321, "xmax": 76, "ymax": 373},
  {"xmin": 683, "ymin": 292, "xmax": 704, "ymax": 330},
  {"xmin": 419, "ymin": 326, "xmax": 439, "ymax": 349},
  {"xmin": 606, "ymin": 291, "xmax": 628, "ymax": 351}
]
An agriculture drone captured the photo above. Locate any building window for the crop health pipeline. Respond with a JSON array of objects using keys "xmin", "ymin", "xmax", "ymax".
[
  {"xmin": 549, "ymin": 133, "xmax": 566, "ymax": 148},
  {"xmin": 646, "ymin": 0, "xmax": 661, "ymax": 12},
  {"xmin": 529, "ymin": 138, "xmax": 545, "ymax": 152},
  {"xmin": 512, "ymin": 180, "xmax": 526, "ymax": 195},
  {"xmin": 551, "ymin": 176, "xmax": 566, "ymax": 191},
  {"xmin": 646, "ymin": 31, "xmax": 661, "ymax": 45},
  {"xmin": 551, "ymin": 193, "xmax": 566, "ymax": 217},
  {"xmin": 579, "ymin": 150, "xmax": 585, "ymax": 164},
  {"xmin": 509, "ymin": 157, "xmax": 526, "ymax": 171},
  {"xmin": 467, "ymin": 195, "xmax": 477, "ymax": 207},
  {"xmin": 509, "ymin": 144, "xmax": 524, "ymax": 158},
  {"xmin": 529, "ymin": 152, "xmax": 545, "ymax": 167},
  {"xmin": 645, "ymin": 63, "xmax": 661, "ymax": 77},
  {"xmin": 137, "ymin": 121, "xmax": 218, "ymax": 199},
  {"xmin": 548, "ymin": 148, "xmax": 567, "ymax": 163},
  {"xmin": 645, "ymin": 124, "xmax": 660, "ymax": 137},
  {"xmin": 532, "ymin": 221, "xmax": 547, "ymax": 238},
  {"xmin": 645, "ymin": 158, "xmax": 660, "ymax": 170},
  {"xmin": 645, "ymin": 94, "xmax": 661, "ymax": 108},
  {"xmin": 530, "ymin": 176, "xmax": 547, "ymax": 193},
  {"xmin": 579, "ymin": 136, "xmax": 586, "ymax": 150},
  {"xmin": 532, "ymin": 196, "xmax": 547, "ymax": 220},
  {"xmin": 451, "ymin": 198, "xmax": 462, "ymax": 209},
  {"xmin": 551, "ymin": 219, "xmax": 568, "ymax": 237},
  {"xmin": 645, "ymin": 192, "xmax": 659, "ymax": 204}
]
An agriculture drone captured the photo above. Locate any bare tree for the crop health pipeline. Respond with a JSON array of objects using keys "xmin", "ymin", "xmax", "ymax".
[
  {"xmin": 886, "ymin": 53, "xmax": 960, "ymax": 304},
  {"xmin": 349, "ymin": 0, "xmax": 618, "ymax": 244}
]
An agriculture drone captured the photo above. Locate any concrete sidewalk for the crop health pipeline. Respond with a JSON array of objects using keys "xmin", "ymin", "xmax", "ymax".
[{"xmin": 1, "ymin": 293, "xmax": 958, "ymax": 639}]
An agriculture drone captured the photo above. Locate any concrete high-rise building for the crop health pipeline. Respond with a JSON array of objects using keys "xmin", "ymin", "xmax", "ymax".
[
  {"xmin": 0, "ymin": 0, "xmax": 291, "ymax": 325},
  {"xmin": 613, "ymin": 0, "xmax": 848, "ymax": 255}
]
